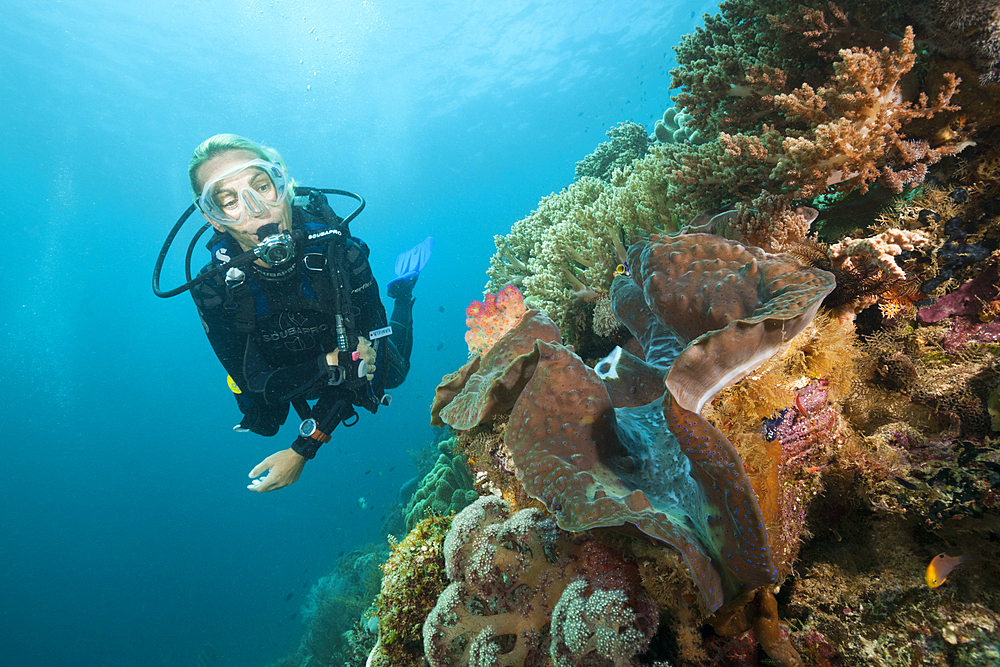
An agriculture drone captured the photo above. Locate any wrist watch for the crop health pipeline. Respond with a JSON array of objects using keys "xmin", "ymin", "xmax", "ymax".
[{"xmin": 299, "ymin": 418, "xmax": 331, "ymax": 443}]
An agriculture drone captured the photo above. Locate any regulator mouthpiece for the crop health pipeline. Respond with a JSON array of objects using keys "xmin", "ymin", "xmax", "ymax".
[
  {"xmin": 256, "ymin": 223, "xmax": 280, "ymax": 241},
  {"xmin": 254, "ymin": 231, "xmax": 295, "ymax": 266}
]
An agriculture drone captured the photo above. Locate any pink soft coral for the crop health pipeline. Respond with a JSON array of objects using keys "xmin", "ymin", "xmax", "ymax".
[{"xmin": 464, "ymin": 285, "xmax": 527, "ymax": 356}]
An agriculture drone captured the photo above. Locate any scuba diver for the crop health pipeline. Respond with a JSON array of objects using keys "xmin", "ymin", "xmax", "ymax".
[{"xmin": 153, "ymin": 134, "xmax": 432, "ymax": 492}]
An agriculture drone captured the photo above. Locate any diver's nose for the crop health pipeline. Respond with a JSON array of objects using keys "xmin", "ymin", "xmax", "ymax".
[{"xmin": 241, "ymin": 189, "xmax": 269, "ymax": 218}]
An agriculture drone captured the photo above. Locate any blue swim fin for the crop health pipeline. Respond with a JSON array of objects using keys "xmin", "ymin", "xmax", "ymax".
[{"xmin": 388, "ymin": 236, "xmax": 433, "ymax": 299}]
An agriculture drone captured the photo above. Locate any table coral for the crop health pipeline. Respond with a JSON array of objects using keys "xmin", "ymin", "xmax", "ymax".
[{"xmin": 423, "ymin": 496, "xmax": 658, "ymax": 667}]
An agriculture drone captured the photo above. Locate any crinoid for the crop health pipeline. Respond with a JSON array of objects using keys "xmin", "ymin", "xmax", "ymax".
[{"xmin": 783, "ymin": 236, "xmax": 918, "ymax": 319}]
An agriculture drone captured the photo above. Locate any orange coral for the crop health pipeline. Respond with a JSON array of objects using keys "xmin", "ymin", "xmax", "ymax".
[
  {"xmin": 463, "ymin": 285, "xmax": 526, "ymax": 356},
  {"xmin": 772, "ymin": 26, "xmax": 961, "ymax": 197}
]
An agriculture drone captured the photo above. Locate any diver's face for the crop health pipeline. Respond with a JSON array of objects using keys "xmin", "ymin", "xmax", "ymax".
[{"xmin": 196, "ymin": 149, "xmax": 292, "ymax": 255}]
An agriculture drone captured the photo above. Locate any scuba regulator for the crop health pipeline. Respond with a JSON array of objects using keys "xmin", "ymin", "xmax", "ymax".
[{"xmin": 253, "ymin": 228, "xmax": 296, "ymax": 267}]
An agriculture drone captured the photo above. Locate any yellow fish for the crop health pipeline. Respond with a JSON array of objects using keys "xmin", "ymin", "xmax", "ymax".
[{"xmin": 925, "ymin": 552, "xmax": 968, "ymax": 588}]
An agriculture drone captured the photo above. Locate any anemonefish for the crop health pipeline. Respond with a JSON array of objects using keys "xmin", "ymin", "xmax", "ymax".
[{"xmin": 925, "ymin": 552, "xmax": 968, "ymax": 588}]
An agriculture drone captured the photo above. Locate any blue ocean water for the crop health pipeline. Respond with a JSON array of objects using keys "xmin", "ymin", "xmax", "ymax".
[{"xmin": 0, "ymin": 1, "xmax": 714, "ymax": 665}]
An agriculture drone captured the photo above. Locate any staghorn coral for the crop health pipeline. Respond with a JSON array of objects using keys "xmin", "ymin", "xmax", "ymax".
[
  {"xmin": 730, "ymin": 193, "xmax": 819, "ymax": 253},
  {"xmin": 422, "ymin": 496, "xmax": 658, "ymax": 667}
]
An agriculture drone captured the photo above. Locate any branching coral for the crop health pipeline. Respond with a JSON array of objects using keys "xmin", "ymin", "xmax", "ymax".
[
  {"xmin": 575, "ymin": 121, "xmax": 650, "ymax": 182},
  {"xmin": 659, "ymin": 1, "xmax": 965, "ymax": 223}
]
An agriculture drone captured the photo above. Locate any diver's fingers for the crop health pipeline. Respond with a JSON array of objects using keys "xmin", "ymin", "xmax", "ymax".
[
  {"xmin": 247, "ymin": 476, "xmax": 268, "ymax": 492},
  {"xmin": 249, "ymin": 458, "xmax": 272, "ymax": 479}
]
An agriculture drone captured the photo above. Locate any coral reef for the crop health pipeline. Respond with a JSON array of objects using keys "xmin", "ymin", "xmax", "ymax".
[
  {"xmin": 403, "ymin": 438, "xmax": 479, "ymax": 532},
  {"xmin": 575, "ymin": 121, "xmax": 650, "ymax": 182},
  {"xmin": 904, "ymin": 0, "xmax": 1000, "ymax": 87},
  {"xmin": 422, "ymin": 496, "xmax": 658, "ymax": 667},
  {"xmin": 298, "ymin": 4, "xmax": 1000, "ymax": 666},
  {"xmin": 464, "ymin": 285, "xmax": 527, "ymax": 357},
  {"xmin": 431, "ymin": 233, "xmax": 867, "ymax": 665},
  {"xmin": 369, "ymin": 515, "xmax": 453, "ymax": 667}
]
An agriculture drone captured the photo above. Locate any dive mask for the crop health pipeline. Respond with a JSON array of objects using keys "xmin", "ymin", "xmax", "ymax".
[{"xmin": 197, "ymin": 159, "xmax": 289, "ymax": 227}]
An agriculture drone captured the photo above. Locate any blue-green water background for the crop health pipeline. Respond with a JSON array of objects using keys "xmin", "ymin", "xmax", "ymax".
[{"xmin": 1, "ymin": 1, "xmax": 714, "ymax": 664}]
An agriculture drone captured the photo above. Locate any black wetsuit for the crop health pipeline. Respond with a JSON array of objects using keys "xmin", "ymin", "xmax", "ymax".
[{"xmin": 191, "ymin": 197, "xmax": 413, "ymax": 459}]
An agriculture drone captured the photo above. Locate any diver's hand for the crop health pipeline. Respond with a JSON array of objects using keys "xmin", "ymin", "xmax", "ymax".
[
  {"xmin": 325, "ymin": 336, "xmax": 376, "ymax": 381},
  {"xmin": 355, "ymin": 336, "xmax": 376, "ymax": 381},
  {"xmin": 247, "ymin": 448, "xmax": 306, "ymax": 492}
]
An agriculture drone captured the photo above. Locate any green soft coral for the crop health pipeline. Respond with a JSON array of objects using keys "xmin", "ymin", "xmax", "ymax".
[
  {"xmin": 486, "ymin": 159, "xmax": 679, "ymax": 332},
  {"xmin": 574, "ymin": 120, "xmax": 650, "ymax": 182},
  {"xmin": 403, "ymin": 440, "xmax": 478, "ymax": 531}
]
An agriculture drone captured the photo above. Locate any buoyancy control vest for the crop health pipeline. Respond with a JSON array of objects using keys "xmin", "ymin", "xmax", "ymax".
[{"xmin": 206, "ymin": 188, "xmax": 389, "ymax": 412}]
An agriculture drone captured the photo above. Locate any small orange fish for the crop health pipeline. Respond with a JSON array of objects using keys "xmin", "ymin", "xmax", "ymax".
[{"xmin": 925, "ymin": 552, "xmax": 968, "ymax": 588}]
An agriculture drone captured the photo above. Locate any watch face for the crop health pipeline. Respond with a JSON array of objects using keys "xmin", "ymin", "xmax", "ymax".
[{"xmin": 300, "ymin": 419, "xmax": 316, "ymax": 437}]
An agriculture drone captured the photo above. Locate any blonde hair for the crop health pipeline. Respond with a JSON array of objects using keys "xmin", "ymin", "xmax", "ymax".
[{"xmin": 188, "ymin": 134, "xmax": 295, "ymax": 200}]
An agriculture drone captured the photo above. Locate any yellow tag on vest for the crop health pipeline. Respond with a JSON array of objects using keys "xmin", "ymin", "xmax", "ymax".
[{"xmin": 226, "ymin": 374, "xmax": 242, "ymax": 394}]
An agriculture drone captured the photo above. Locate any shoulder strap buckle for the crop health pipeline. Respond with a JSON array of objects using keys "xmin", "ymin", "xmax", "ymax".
[{"xmin": 303, "ymin": 253, "xmax": 327, "ymax": 271}]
